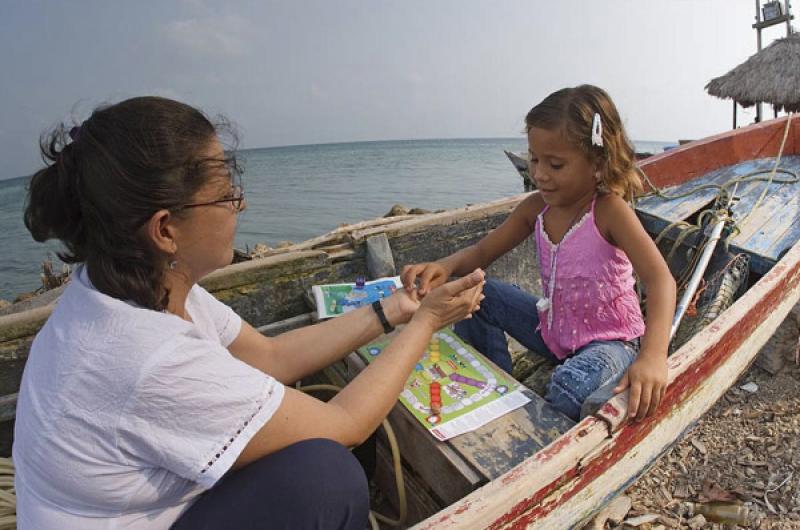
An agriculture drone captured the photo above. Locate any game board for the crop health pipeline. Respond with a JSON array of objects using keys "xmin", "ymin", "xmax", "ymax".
[
  {"xmin": 312, "ymin": 276, "xmax": 402, "ymax": 319},
  {"xmin": 358, "ymin": 328, "xmax": 530, "ymax": 441}
]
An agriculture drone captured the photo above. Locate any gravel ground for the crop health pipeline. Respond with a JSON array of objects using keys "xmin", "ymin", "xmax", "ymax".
[{"xmin": 612, "ymin": 310, "xmax": 800, "ymax": 530}]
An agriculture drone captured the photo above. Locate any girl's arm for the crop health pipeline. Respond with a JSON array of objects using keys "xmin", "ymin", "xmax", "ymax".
[
  {"xmin": 234, "ymin": 271, "xmax": 485, "ymax": 467},
  {"xmin": 402, "ymin": 192, "xmax": 545, "ymax": 295},
  {"xmin": 597, "ymin": 194, "xmax": 676, "ymax": 421},
  {"xmin": 228, "ymin": 290, "xmax": 419, "ymax": 384}
]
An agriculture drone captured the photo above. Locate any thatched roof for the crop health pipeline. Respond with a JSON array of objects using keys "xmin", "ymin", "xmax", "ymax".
[{"xmin": 706, "ymin": 31, "xmax": 800, "ymax": 112}]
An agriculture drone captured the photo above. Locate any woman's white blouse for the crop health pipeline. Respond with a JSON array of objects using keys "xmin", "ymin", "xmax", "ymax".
[{"xmin": 13, "ymin": 265, "xmax": 284, "ymax": 529}]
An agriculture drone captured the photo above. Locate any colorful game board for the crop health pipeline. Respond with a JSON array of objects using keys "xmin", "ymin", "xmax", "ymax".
[
  {"xmin": 358, "ymin": 328, "xmax": 530, "ymax": 441},
  {"xmin": 312, "ymin": 276, "xmax": 402, "ymax": 319}
]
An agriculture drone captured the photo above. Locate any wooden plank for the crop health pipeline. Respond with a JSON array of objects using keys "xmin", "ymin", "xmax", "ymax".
[
  {"xmin": 636, "ymin": 164, "xmax": 737, "ymax": 221},
  {"xmin": 0, "ymin": 394, "xmax": 16, "ymax": 422},
  {"xmin": 374, "ymin": 435, "xmax": 444, "ymax": 526},
  {"xmin": 365, "ymin": 233, "xmax": 396, "ymax": 279},
  {"xmin": 342, "ymin": 353, "xmax": 484, "ymax": 505},
  {"xmin": 727, "ymin": 159, "xmax": 798, "ymax": 239},
  {"xmin": 447, "ymin": 388, "xmax": 574, "ymax": 480},
  {"xmin": 256, "ymin": 312, "xmax": 315, "ymax": 337},
  {"xmin": 414, "ymin": 233, "xmax": 800, "ymax": 530}
]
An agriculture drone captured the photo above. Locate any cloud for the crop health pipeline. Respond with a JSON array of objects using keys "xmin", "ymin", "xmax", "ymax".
[{"xmin": 162, "ymin": 14, "xmax": 250, "ymax": 59}]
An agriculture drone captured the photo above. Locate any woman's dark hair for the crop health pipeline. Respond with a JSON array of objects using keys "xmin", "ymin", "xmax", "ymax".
[{"xmin": 24, "ymin": 96, "xmax": 239, "ymax": 310}]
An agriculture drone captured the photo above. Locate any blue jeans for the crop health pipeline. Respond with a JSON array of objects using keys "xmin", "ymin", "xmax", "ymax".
[{"xmin": 454, "ymin": 279, "xmax": 638, "ymax": 420}]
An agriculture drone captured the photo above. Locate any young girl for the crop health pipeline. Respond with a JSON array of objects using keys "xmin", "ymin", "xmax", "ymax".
[{"xmin": 402, "ymin": 85, "xmax": 676, "ymax": 422}]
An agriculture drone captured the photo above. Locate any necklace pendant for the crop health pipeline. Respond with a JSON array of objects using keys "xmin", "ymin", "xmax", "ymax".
[{"xmin": 536, "ymin": 297, "xmax": 551, "ymax": 312}]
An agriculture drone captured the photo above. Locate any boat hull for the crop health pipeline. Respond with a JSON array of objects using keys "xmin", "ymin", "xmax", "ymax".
[{"xmin": 414, "ymin": 116, "xmax": 800, "ymax": 529}]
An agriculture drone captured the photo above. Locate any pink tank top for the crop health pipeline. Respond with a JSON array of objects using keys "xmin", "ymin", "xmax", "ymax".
[{"xmin": 534, "ymin": 196, "xmax": 645, "ymax": 359}]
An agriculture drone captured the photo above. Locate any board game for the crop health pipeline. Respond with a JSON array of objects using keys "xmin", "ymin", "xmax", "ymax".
[
  {"xmin": 312, "ymin": 276, "xmax": 402, "ymax": 319},
  {"xmin": 358, "ymin": 327, "xmax": 530, "ymax": 441}
]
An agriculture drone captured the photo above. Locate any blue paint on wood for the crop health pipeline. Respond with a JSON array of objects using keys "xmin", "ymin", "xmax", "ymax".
[{"xmin": 637, "ymin": 156, "xmax": 800, "ymax": 273}]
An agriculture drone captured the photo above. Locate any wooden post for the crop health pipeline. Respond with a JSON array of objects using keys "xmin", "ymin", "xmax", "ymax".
[
  {"xmin": 366, "ymin": 233, "xmax": 396, "ymax": 279},
  {"xmin": 755, "ymin": 0, "xmax": 763, "ymax": 123}
]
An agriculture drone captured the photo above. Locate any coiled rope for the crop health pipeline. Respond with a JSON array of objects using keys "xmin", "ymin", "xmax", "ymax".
[
  {"xmin": 0, "ymin": 458, "xmax": 15, "ymax": 530},
  {"xmin": 298, "ymin": 384, "xmax": 407, "ymax": 530}
]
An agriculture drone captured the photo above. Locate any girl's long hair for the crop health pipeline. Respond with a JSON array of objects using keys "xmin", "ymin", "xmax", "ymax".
[{"xmin": 525, "ymin": 85, "xmax": 642, "ymax": 201}]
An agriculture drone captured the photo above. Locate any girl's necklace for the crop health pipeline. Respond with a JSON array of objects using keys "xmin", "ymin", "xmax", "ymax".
[{"xmin": 537, "ymin": 200, "xmax": 592, "ymax": 330}]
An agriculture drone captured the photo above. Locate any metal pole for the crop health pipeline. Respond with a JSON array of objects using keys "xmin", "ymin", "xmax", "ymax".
[
  {"xmin": 733, "ymin": 100, "xmax": 738, "ymax": 129},
  {"xmin": 670, "ymin": 213, "xmax": 728, "ymax": 339},
  {"xmin": 756, "ymin": 0, "xmax": 763, "ymax": 122},
  {"xmin": 787, "ymin": 1, "xmax": 794, "ymax": 34}
]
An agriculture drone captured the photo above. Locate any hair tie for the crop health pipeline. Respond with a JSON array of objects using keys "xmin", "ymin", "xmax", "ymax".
[
  {"xmin": 69, "ymin": 123, "xmax": 83, "ymax": 143},
  {"xmin": 591, "ymin": 113, "xmax": 603, "ymax": 148}
]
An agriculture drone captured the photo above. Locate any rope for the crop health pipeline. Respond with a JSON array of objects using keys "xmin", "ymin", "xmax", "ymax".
[
  {"xmin": 731, "ymin": 113, "xmax": 795, "ymax": 238},
  {"xmin": 0, "ymin": 458, "xmax": 14, "ymax": 530},
  {"xmin": 298, "ymin": 384, "xmax": 408, "ymax": 528},
  {"xmin": 644, "ymin": 114, "xmax": 795, "ymax": 306}
]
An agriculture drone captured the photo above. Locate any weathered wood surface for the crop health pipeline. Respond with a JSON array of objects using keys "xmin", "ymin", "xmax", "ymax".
[
  {"xmin": 0, "ymin": 197, "xmax": 536, "ymax": 457},
  {"xmin": 636, "ymin": 154, "xmax": 800, "ymax": 275},
  {"xmin": 341, "ymin": 353, "xmax": 484, "ymax": 508},
  {"xmin": 408, "ymin": 116, "xmax": 800, "ymax": 529},
  {"xmin": 0, "ymin": 196, "xmax": 537, "ymax": 401},
  {"xmin": 412, "ymin": 207, "xmax": 800, "ymax": 530},
  {"xmin": 340, "ymin": 342, "xmax": 574, "ymax": 526}
]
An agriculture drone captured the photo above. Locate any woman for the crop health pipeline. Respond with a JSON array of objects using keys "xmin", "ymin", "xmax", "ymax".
[{"xmin": 14, "ymin": 96, "xmax": 484, "ymax": 529}]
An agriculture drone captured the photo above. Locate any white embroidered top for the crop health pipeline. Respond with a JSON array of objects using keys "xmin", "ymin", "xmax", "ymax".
[{"xmin": 13, "ymin": 265, "xmax": 284, "ymax": 529}]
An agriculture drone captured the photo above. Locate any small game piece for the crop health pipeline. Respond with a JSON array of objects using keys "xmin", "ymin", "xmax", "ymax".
[
  {"xmin": 429, "ymin": 382, "xmax": 442, "ymax": 415},
  {"xmin": 449, "ymin": 373, "xmax": 486, "ymax": 389},
  {"xmin": 355, "ymin": 275, "xmax": 366, "ymax": 289}
]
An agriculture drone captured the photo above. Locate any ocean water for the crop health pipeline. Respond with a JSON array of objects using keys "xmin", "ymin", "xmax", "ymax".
[{"xmin": 0, "ymin": 138, "xmax": 671, "ymax": 302}]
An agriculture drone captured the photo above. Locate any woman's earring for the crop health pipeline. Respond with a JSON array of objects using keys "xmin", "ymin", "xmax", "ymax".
[
  {"xmin": 169, "ymin": 259, "xmax": 178, "ymax": 270},
  {"xmin": 595, "ymin": 171, "xmax": 602, "ymax": 183}
]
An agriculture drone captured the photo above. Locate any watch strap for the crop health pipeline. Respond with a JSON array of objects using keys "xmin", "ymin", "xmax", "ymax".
[{"xmin": 371, "ymin": 300, "xmax": 395, "ymax": 334}]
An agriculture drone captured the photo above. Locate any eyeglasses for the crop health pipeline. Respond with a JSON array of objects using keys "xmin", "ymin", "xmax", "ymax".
[{"xmin": 180, "ymin": 185, "xmax": 245, "ymax": 213}]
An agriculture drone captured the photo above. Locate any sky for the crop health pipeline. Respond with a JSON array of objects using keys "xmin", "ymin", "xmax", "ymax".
[{"xmin": 0, "ymin": 0, "xmax": 795, "ymax": 180}]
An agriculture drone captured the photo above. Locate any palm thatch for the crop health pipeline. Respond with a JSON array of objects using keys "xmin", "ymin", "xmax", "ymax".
[{"xmin": 706, "ymin": 31, "xmax": 800, "ymax": 112}]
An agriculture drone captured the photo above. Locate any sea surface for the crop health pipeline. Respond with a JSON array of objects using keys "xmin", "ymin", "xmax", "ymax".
[{"xmin": 0, "ymin": 138, "xmax": 671, "ymax": 302}]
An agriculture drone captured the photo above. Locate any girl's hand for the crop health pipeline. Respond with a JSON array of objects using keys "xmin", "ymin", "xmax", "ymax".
[
  {"xmin": 613, "ymin": 351, "xmax": 667, "ymax": 421},
  {"xmin": 401, "ymin": 262, "xmax": 451, "ymax": 297},
  {"xmin": 412, "ymin": 269, "xmax": 485, "ymax": 332},
  {"xmin": 381, "ymin": 288, "xmax": 421, "ymax": 326}
]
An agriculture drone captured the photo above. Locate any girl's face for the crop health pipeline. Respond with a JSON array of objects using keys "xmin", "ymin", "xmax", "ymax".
[
  {"xmin": 527, "ymin": 126, "xmax": 598, "ymax": 208},
  {"xmin": 172, "ymin": 138, "xmax": 246, "ymax": 280}
]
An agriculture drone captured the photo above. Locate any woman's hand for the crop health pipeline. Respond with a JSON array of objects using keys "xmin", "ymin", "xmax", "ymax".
[
  {"xmin": 613, "ymin": 349, "xmax": 668, "ymax": 421},
  {"xmin": 381, "ymin": 287, "xmax": 421, "ymax": 326},
  {"xmin": 411, "ymin": 269, "xmax": 485, "ymax": 332},
  {"xmin": 401, "ymin": 262, "xmax": 451, "ymax": 297}
]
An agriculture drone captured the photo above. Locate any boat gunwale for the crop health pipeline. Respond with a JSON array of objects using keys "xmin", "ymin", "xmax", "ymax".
[
  {"xmin": 413, "ymin": 222, "xmax": 800, "ymax": 529},
  {"xmin": 413, "ymin": 117, "xmax": 800, "ymax": 529}
]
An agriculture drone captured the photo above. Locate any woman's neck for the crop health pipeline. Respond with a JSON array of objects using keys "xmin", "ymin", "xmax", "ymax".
[{"xmin": 163, "ymin": 271, "xmax": 194, "ymax": 321}]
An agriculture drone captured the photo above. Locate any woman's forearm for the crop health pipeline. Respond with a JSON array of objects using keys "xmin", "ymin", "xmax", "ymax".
[
  {"xmin": 269, "ymin": 300, "xmax": 399, "ymax": 382},
  {"xmin": 329, "ymin": 318, "xmax": 436, "ymax": 443}
]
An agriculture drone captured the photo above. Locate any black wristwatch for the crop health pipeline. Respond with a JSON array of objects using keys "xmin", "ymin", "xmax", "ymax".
[{"xmin": 371, "ymin": 300, "xmax": 395, "ymax": 334}]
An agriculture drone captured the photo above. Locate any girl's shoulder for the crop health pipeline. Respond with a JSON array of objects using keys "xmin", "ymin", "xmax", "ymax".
[
  {"xmin": 593, "ymin": 192, "xmax": 636, "ymax": 243},
  {"xmin": 516, "ymin": 192, "xmax": 546, "ymax": 224}
]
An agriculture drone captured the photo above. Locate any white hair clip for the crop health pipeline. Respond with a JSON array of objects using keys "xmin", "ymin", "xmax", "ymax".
[{"xmin": 591, "ymin": 113, "xmax": 603, "ymax": 148}]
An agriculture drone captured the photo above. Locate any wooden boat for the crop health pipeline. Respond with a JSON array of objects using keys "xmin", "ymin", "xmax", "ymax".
[{"xmin": 0, "ymin": 116, "xmax": 799, "ymax": 528}]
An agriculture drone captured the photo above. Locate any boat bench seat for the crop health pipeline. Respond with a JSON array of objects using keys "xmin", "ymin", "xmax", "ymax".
[
  {"xmin": 636, "ymin": 155, "xmax": 800, "ymax": 275},
  {"xmin": 327, "ymin": 349, "xmax": 575, "ymax": 523}
]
